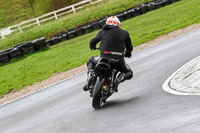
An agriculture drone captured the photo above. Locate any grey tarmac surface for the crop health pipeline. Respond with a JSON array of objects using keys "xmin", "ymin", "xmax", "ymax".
[{"xmin": 1, "ymin": 28, "xmax": 200, "ymax": 133}]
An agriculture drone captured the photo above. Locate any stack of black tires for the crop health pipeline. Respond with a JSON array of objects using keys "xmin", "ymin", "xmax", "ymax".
[{"xmin": 0, "ymin": 37, "xmax": 47, "ymax": 64}]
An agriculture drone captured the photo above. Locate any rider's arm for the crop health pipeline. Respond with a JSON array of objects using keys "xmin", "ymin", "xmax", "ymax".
[
  {"xmin": 90, "ymin": 30, "xmax": 102, "ymax": 50},
  {"xmin": 125, "ymin": 33, "xmax": 133, "ymax": 55}
]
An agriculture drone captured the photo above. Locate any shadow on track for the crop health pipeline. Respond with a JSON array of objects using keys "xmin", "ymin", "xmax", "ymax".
[{"xmin": 99, "ymin": 96, "xmax": 140, "ymax": 110}]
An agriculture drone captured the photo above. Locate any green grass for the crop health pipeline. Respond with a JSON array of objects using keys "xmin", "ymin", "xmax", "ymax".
[
  {"xmin": 0, "ymin": 0, "xmax": 50, "ymax": 29},
  {"xmin": 0, "ymin": 0, "xmax": 82, "ymax": 30},
  {"xmin": 0, "ymin": 0, "xmax": 200, "ymax": 96},
  {"xmin": 0, "ymin": 0, "xmax": 151, "ymax": 51}
]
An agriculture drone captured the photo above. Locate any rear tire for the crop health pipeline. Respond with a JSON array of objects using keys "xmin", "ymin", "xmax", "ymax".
[{"xmin": 92, "ymin": 77, "xmax": 105, "ymax": 109}]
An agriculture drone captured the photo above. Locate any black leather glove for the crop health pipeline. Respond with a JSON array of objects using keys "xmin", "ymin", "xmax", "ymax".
[
  {"xmin": 90, "ymin": 46, "xmax": 96, "ymax": 50},
  {"xmin": 125, "ymin": 52, "xmax": 132, "ymax": 58}
]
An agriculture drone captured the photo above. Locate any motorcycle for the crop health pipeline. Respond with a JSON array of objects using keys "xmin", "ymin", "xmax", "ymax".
[{"xmin": 88, "ymin": 56, "xmax": 121, "ymax": 109}]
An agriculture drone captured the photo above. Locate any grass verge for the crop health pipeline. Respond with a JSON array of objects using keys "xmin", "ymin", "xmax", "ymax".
[
  {"xmin": 0, "ymin": 0, "xmax": 82, "ymax": 30},
  {"xmin": 0, "ymin": 0, "xmax": 51, "ymax": 30},
  {"xmin": 0, "ymin": 0, "xmax": 200, "ymax": 96}
]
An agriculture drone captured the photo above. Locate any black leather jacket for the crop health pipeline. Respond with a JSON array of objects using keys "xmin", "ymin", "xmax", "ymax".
[{"xmin": 90, "ymin": 25, "xmax": 133, "ymax": 60}]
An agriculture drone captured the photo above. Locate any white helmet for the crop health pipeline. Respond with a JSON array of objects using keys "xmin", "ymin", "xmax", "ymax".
[{"xmin": 106, "ymin": 16, "xmax": 121, "ymax": 28}]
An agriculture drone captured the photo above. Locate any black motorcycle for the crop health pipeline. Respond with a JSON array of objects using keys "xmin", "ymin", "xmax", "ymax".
[{"xmin": 88, "ymin": 57, "xmax": 121, "ymax": 109}]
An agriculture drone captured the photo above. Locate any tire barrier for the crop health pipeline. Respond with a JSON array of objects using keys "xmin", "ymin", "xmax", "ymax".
[
  {"xmin": 98, "ymin": 18, "xmax": 106, "ymax": 28},
  {"xmin": 47, "ymin": 37, "xmax": 59, "ymax": 46},
  {"xmin": 0, "ymin": 50, "xmax": 10, "ymax": 63},
  {"xmin": 163, "ymin": 0, "xmax": 172, "ymax": 5},
  {"xmin": 90, "ymin": 22, "xmax": 100, "ymax": 31},
  {"xmin": 31, "ymin": 37, "xmax": 47, "ymax": 51},
  {"xmin": 155, "ymin": 1, "xmax": 165, "ymax": 9},
  {"xmin": 60, "ymin": 33, "xmax": 68, "ymax": 42},
  {"xmin": 0, "ymin": 0, "xmax": 180, "ymax": 64},
  {"xmin": 83, "ymin": 25, "xmax": 92, "ymax": 33},
  {"xmin": 132, "ymin": 7, "xmax": 141, "ymax": 17},
  {"xmin": 123, "ymin": 10, "xmax": 133, "ymax": 20},
  {"xmin": 147, "ymin": 2, "xmax": 157, "ymax": 11},
  {"xmin": 67, "ymin": 30, "xmax": 76, "ymax": 39},
  {"xmin": 8, "ymin": 47, "xmax": 23, "ymax": 59},
  {"xmin": 14, "ymin": 42, "xmax": 35, "ymax": 55},
  {"xmin": 139, "ymin": 4, "xmax": 148, "ymax": 14},
  {"xmin": 75, "ymin": 27, "xmax": 85, "ymax": 36}
]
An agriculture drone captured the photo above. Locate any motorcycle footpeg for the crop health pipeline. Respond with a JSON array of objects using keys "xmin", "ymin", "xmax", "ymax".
[{"xmin": 109, "ymin": 89, "xmax": 115, "ymax": 94}]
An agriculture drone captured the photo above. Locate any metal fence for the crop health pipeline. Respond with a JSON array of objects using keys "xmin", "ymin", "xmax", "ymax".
[{"xmin": 0, "ymin": 0, "xmax": 102, "ymax": 39}]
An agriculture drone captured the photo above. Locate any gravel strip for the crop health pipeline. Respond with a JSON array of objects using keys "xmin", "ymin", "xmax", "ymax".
[{"xmin": 1, "ymin": 23, "xmax": 200, "ymax": 105}]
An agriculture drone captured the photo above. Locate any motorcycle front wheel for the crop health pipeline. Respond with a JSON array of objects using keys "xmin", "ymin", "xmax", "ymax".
[{"xmin": 92, "ymin": 77, "xmax": 105, "ymax": 109}]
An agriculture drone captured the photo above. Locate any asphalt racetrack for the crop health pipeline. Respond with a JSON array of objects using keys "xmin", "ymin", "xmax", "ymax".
[{"xmin": 1, "ymin": 29, "xmax": 200, "ymax": 133}]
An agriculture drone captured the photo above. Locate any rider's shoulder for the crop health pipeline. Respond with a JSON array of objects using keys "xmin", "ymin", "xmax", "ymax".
[
  {"xmin": 120, "ymin": 28, "xmax": 130, "ymax": 36},
  {"xmin": 98, "ymin": 29, "xmax": 104, "ymax": 34}
]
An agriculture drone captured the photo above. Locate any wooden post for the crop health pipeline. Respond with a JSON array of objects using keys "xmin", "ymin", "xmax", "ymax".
[
  {"xmin": 54, "ymin": 12, "xmax": 58, "ymax": 19},
  {"xmin": 0, "ymin": 32, "xmax": 4, "ymax": 39},
  {"xmin": 18, "ymin": 25, "xmax": 22, "ymax": 32},
  {"xmin": 36, "ymin": 18, "xmax": 40, "ymax": 26},
  {"xmin": 72, "ymin": 6, "xmax": 76, "ymax": 13}
]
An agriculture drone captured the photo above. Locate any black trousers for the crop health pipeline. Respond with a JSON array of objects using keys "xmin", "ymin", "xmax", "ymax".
[{"xmin": 87, "ymin": 56, "xmax": 133, "ymax": 80}]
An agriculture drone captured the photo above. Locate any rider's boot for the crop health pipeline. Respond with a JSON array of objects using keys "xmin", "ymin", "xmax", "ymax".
[
  {"xmin": 83, "ymin": 71, "xmax": 95, "ymax": 91},
  {"xmin": 113, "ymin": 73, "xmax": 126, "ymax": 92}
]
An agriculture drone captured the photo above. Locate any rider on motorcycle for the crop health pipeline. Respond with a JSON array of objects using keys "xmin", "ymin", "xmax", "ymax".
[{"xmin": 83, "ymin": 16, "xmax": 133, "ymax": 93}]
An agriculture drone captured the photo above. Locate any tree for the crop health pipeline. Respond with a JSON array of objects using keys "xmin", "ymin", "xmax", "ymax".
[{"xmin": 28, "ymin": 0, "xmax": 36, "ymax": 17}]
